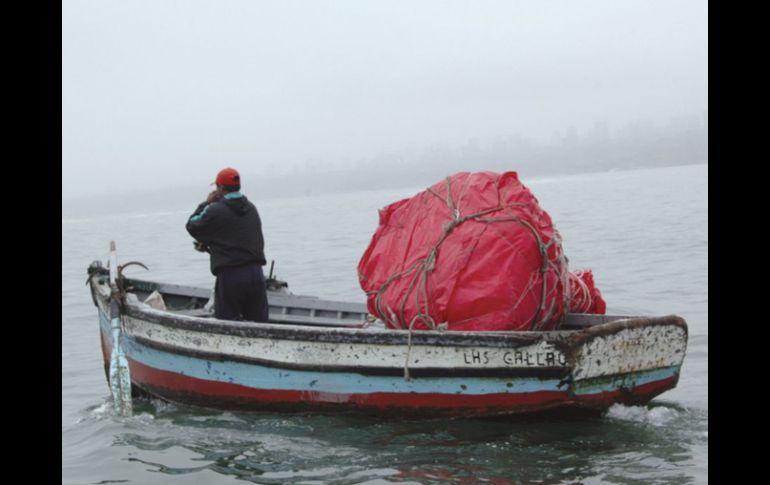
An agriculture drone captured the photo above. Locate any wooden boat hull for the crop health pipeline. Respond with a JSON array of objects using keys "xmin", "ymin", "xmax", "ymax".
[{"xmin": 92, "ymin": 275, "xmax": 687, "ymax": 418}]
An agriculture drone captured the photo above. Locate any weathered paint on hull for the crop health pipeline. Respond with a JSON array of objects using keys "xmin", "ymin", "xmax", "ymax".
[{"xmin": 99, "ymin": 317, "xmax": 680, "ymax": 417}]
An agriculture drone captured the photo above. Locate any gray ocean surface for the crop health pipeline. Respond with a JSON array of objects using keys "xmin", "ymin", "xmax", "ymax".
[{"xmin": 62, "ymin": 164, "xmax": 708, "ymax": 484}]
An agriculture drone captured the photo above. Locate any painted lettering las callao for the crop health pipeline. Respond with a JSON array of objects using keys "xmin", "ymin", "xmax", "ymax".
[
  {"xmin": 463, "ymin": 350, "xmax": 490, "ymax": 365},
  {"xmin": 462, "ymin": 350, "xmax": 567, "ymax": 366}
]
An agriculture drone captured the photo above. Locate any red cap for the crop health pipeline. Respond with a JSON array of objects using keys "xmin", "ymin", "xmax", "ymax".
[{"xmin": 214, "ymin": 167, "xmax": 240, "ymax": 186}]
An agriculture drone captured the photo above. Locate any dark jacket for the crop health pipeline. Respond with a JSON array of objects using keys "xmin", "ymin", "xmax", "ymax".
[{"xmin": 186, "ymin": 192, "xmax": 267, "ymax": 275}]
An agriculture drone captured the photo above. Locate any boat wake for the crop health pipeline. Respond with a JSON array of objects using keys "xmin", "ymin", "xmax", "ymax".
[{"xmin": 605, "ymin": 403, "xmax": 682, "ymax": 426}]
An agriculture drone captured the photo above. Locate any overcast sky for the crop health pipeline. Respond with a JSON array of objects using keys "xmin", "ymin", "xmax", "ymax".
[{"xmin": 62, "ymin": 0, "xmax": 707, "ymax": 199}]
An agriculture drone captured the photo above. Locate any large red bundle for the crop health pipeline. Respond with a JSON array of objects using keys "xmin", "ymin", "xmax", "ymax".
[
  {"xmin": 357, "ymin": 171, "xmax": 571, "ymax": 331},
  {"xmin": 568, "ymin": 270, "xmax": 607, "ymax": 314}
]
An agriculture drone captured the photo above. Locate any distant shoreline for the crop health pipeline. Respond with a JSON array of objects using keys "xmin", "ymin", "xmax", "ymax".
[
  {"xmin": 63, "ymin": 160, "xmax": 707, "ymax": 203},
  {"xmin": 63, "ymin": 162, "xmax": 706, "ymax": 220}
]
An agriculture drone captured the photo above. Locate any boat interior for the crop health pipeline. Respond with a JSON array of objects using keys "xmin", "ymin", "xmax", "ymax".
[{"xmin": 115, "ymin": 276, "xmax": 627, "ymax": 331}]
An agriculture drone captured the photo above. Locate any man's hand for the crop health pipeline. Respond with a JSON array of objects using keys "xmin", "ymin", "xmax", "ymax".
[
  {"xmin": 207, "ymin": 189, "xmax": 224, "ymax": 203},
  {"xmin": 193, "ymin": 241, "xmax": 209, "ymax": 252}
]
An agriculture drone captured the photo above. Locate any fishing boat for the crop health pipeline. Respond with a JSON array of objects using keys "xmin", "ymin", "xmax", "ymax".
[{"xmin": 88, "ymin": 243, "xmax": 688, "ymax": 418}]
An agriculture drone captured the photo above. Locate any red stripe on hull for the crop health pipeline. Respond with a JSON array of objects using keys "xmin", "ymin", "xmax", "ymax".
[
  {"xmin": 573, "ymin": 376, "xmax": 678, "ymax": 408},
  {"xmin": 126, "ymin": 358, "xmax": 674, "ymax": 417},
  {"xmin": 100, "ymin": 331, "xmax": 111, "ymax": 377},
  {"xmin": 129, "ymin": 357, "xmax": 569, "ymax": 416}
]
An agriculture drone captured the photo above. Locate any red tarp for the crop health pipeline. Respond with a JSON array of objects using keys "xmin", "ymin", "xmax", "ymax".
[{"xmin": 358, "ymin": 171, "xmax": 577, "ymax": 331}]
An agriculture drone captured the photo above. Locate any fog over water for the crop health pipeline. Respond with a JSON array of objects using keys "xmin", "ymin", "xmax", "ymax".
[{"xmin": 63, "ymin": 0, "xmax": 707, "ymax": 200}]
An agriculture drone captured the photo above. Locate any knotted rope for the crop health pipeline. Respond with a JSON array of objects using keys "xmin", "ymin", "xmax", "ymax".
[{"xmin": 567, "ymin": 272, "xmax": 595, "ymax": 313}]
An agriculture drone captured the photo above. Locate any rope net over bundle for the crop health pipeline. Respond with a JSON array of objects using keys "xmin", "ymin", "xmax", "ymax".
[{"xmin": 358, "ymin": 171, "xmax": 604, "ymax": 332}]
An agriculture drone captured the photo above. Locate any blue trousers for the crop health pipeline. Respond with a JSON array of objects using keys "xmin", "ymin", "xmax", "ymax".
[{"xmin": 215, "ymin": 263, "xmax": 269, "ymax": 322}]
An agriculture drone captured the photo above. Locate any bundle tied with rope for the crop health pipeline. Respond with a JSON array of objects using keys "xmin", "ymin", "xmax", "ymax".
[{"xmin": 358, "ymin": 171, "xmax": 577, "ymax": 333}]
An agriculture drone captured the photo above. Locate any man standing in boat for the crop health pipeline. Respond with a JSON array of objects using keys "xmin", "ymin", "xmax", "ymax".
[{"xmin": 186, "ymin": 167, "xmax": 269, "ymax": 322}]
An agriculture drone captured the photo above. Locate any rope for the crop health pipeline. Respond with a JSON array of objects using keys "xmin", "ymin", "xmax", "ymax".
[{"xmin": 568, "ymin": 271, "xmax": 594, "ymax": 313}]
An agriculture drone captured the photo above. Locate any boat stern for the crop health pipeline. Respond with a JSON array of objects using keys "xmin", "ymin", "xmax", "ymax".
[{"xmin": 564, "ymin": 315, "xmax": 688, "ymax": 408}]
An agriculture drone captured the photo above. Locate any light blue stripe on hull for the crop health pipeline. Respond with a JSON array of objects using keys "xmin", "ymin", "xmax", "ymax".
[
  {"xmin": 123, "ymin": 335, "xmax": 564, "ymax": 396},
  {"xmin": 100, "ymin": 311, "xmax": 562, "ymax": 396},
  {"xmin": 573, "ymin": 366, "xmax": 679, "ymax": 396}
]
